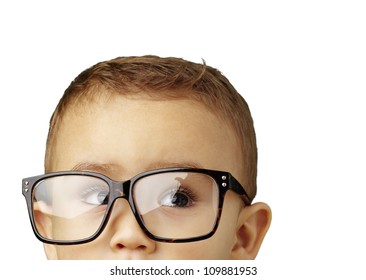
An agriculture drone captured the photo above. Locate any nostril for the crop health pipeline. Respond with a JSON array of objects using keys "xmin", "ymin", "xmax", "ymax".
[{"xmin": 115, "ymin": 243, "xmax": 147, "ymax": 250}]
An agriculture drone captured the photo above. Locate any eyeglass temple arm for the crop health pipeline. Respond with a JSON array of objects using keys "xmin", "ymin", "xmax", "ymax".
[{"xmin": 229, "ymin": 174, "xmax": 252, "ymax": 205}]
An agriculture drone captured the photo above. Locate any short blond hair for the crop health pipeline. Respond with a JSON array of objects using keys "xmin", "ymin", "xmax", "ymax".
[{"xmin": 45, "ymin": 56, "xmax": 258, "ymax": 200}]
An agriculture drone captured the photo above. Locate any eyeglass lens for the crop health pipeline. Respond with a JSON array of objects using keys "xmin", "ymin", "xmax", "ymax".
[{"xmin": 32, "ymin": 172, "xmax": 219, "ymax": 242}]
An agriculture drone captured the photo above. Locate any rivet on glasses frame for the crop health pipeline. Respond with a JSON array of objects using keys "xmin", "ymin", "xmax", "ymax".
[
  {"xmin": 221, "ymin": 175, "xmax": 227, "ymax": 187},
  {"xmin": 24, "ymin": 181, "xmax": 29, "ymax": 192}
]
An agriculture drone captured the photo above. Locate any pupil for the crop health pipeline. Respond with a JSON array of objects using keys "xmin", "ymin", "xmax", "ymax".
[
  {"xmin": 171, "ymin": 193, "xmax": 188, "ymax": 207},
  {"xmin": 97, "ymin": 191, "xmax": 108, "ymax": 204}
]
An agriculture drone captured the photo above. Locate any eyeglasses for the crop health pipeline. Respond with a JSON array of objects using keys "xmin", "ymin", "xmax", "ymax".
[{"xmin": 22, "ymin": 168, "xmax": 251, "ymax": 245}]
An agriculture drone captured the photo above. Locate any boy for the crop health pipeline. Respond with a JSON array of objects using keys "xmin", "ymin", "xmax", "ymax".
[{"xmin": 22, "ymin": 55, "xmax": 271, "ymax": 259}]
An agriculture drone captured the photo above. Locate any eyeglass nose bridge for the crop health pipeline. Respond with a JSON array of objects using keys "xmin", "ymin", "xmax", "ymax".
[
  {"xmin": 110, "ymin": 180, "xmax": 132, "ymax": 201},
  {"xmin": 108, "ymin": 180, "xmax": 139, "ymax": 223}
]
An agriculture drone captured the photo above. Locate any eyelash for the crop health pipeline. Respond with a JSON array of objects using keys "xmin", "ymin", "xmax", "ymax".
[
  {"xmin": 80, "ymin": 186, "xmax": 109, "ymax": 204},
  {"xmin": 178, "ymin": 187, "xmax": 197, "ymax": 201},
  {"xmin": 160, "ymin": 186, "xmax": 198, "ymax": 208}
]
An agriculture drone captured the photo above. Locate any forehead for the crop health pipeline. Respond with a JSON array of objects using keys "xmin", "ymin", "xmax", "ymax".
[{"xmin": 52, "ymin": 96, "xmax": 243, "ymax": 180}]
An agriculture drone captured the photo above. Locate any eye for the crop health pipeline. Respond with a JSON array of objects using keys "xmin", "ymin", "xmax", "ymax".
[
  {"xmin": 159, "ymin": 188, "xmax": 196, "ymax": 208},
  {"xmin": 81, "ymin": 186, "xmax": 109, "ymax": 205}
]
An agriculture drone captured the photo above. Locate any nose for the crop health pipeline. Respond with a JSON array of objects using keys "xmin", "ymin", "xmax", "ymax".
[{"xmin": 106, "ymin": 198, "xmax": 156, "ymax": 254}]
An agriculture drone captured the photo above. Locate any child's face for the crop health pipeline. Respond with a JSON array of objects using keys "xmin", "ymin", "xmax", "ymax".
[{"xmin": 46, "ymin": 95, "xmax": 249, "ymax": 259}]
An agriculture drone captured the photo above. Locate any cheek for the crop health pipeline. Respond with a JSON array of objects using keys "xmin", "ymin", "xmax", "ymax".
[
  {"xmin": 158, "ymin": 199, "xmax": 240, "ymax": 260},
  {"xmin": 205, "ymin": 192, "xmax": 243, "ymax": 257},
  {"xmin": 156, "ymin": 240, "xmax": 229, "ymax": 259},
  {"xmin": 55, "ymin": 243, "xmax": 106, "ymax": 260}
]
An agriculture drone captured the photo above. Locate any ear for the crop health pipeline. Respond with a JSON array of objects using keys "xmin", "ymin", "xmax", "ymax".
[{"xmin": 230, "ymin": 202, "xmax": 271, "ymax": 259}]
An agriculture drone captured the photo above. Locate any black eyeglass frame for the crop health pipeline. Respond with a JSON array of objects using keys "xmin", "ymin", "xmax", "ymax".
[{"xmin": 22, "ymin": 167, "xmax": 251, "ymax": 245}]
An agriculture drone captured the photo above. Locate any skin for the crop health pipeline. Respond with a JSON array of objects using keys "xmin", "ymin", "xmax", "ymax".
[{"xmin": 44, "ymin": 95, "xmax": 271, "ymax": 259}]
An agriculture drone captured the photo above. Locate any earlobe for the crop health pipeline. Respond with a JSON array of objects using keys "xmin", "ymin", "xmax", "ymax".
[{"xmin": 231, "ymin": 202, "xmax": 272, "ymax": 260}]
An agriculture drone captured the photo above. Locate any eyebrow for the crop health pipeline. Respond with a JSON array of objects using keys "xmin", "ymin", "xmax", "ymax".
[
  {"xmin": 146, "ymin": 161, "xmax": 204, "ymax": 170},
  {"xmin": 71, "ymin": 161, "xmax": 204, "ymax": 174},
  {"xmin": 71, "ymin": 162, "xmax": 117, "ymax": 173}
]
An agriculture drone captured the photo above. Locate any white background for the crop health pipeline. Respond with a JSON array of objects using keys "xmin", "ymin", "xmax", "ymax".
[{"xmin": 1, "ymin": 0, "xmax": 365, "ymax": 279}]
